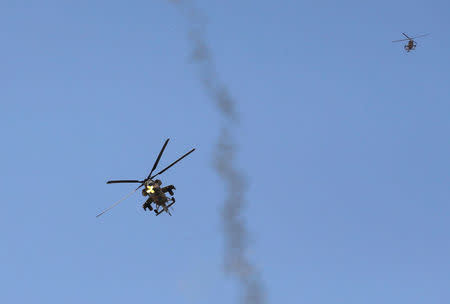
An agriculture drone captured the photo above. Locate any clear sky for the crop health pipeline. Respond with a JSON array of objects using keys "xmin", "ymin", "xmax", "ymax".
[{"xmin": 1, "ymin": 1, "xmax": 449, "ymax": 303}]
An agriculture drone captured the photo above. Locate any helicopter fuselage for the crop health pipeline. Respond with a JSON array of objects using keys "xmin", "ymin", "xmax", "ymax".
[
  {"xmin": 143, "ymin": 180, "xmax": 168, "ymax": 203},
  {"xmin": 141, "ymin": 179, "xmax": 176, "ymax": 214},
  {"xmin": 405, "ymin": 40, "xmax": 416, "ymax": 51},
  {"xmin": 145, "ymin": 187, "xmax": 169, "ymax": 205}
]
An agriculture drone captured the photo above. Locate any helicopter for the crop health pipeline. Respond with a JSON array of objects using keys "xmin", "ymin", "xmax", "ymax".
[
  {"xmin": 392, "ymin": 33, "xmax": 429, "ymax": 52},
  {"xmin": 96, "ymin": 138, "xmax": 195, "ymax": 217}
]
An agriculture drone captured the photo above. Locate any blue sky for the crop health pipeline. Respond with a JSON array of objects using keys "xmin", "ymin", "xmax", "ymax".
[{"xmin": 1, "ymin": 1, "xmax": 449, "ymax": 303}]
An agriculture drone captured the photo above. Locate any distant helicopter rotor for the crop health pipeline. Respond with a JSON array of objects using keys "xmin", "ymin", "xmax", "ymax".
[
  {"xmin": 392, "ymin": 32, "xmax": 429, "ymax": 43},
  {"xmin": 392, "ymin": 32, "xmax": 429, "ymax": 52}
]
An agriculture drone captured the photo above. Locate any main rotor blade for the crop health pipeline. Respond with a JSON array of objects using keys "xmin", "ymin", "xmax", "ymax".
[
  {"xmin": 135, "ymin": 183, "xmax": 146, "ymax": 191},
  {"xmin": 402, "ymin": 33, "xmax": 412, "ymax": 39},
  {"xmin": 96, "ymin": 188, "xmax": 138, "ymax": 218},
  {"xmin": 411, "ymin": 33, "xmax": 429, "ymax": 39},
  {"xmin": 392, "ymin": 38, "xmax": 409, "ymax": 42},
  {"xmin": 147, "ymin": 138, "xmax": 170, "ymax": 180},
  {"xmin": 150, "ymin": 148, "xmax": 195, "ymax": 179},
  {"xmin": 106, "ymin": 180, "xmax": 142, "ymax": 184}
]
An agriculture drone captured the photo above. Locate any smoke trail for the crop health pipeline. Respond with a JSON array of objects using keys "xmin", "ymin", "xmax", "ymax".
[
  {"xmin": 214, "ymin": 129, "xmax": 264, "ymax": 304},
  {"xmin": 169, "ymin": 0, "xmax": 238, "ymax": 122},
  {"xmin": 169, "ymin": 1, "xmax": 265, "ymax": 303}
]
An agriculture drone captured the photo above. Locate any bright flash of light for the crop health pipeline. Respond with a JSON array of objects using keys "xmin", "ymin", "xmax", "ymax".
[{"xmin": 146, "ymin": 185, "xmax": 155, "ymax": 194}]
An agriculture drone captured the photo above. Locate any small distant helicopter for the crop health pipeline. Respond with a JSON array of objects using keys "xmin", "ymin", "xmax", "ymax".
[
  {"xmin": 392, "ymin": 33, "xmax": 429, "ymax": 52},
  {"xmin": 96, "ymin": 139, "xmax": 195, "ymax": 217}
]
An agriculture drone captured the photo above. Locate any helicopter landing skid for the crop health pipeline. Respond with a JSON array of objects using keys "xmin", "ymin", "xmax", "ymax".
[{"xmin": 155, "ymin": 200, "xmax": 175, "ymax": 216}]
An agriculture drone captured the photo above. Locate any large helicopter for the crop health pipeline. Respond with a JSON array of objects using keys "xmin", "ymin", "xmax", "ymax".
[
  {"xmin": 392, "ymin": 33, "xmax": 429, "ymax": 52},
  {"xmin": 96, "ymin": 139, "xmax": 195, "ymax": 217}
]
